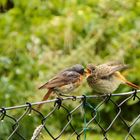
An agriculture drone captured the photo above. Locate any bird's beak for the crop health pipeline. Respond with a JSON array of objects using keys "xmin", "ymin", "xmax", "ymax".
[{"xmin": 84, "ymin": 69, "xmax": 91, "ymax": 77}]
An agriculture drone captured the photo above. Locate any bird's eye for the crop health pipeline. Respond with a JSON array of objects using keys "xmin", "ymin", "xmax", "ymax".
[
  {"xmin": 92, "ymin": 67, "xmax": 95, "ymax": 71},
  {"xmin": 101, "ymin": 76, "xmax": 108, "ymax": 80},
  {"xmin": 90, "ymin": 66, "xmax": 95, "ymax": 72},
  {"xmin": 80, "ymin": 69, "xmax": 85, "ymax": 74}
]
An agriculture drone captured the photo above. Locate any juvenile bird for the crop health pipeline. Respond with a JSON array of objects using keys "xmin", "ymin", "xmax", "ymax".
[
  {"xmin": 37, "ymin": 64, "xmax": 85, "ymax": 110},
  {"xmin": 86, "ymin": 61, "xmax": 140, "ymax": 94}
]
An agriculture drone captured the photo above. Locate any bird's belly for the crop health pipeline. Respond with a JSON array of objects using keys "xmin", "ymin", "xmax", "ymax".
[
  {"xmin": 91, "ymin": 76, "xmax": 122, "ymax": 94},
  {"xmin": 54, "ymin": 83, "xmax": 79, "ymax": 94}
]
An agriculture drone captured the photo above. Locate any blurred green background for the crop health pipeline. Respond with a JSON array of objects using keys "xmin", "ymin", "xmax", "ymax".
[{"xmin": 0, "ymin": 0, "xmax": 140, "ymax": 139}]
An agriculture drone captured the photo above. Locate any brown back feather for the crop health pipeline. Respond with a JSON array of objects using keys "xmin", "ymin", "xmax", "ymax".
[{"xmin": 39, "ymin": 71, "xmax": 81, "ymax": 89}]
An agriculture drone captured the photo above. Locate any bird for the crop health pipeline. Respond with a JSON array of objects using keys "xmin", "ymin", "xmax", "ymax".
[
  {"xmin": 86, "ymin": 61, "xmax": 140, "ymax": 94},
  {"xmin": 37, "ymin": 64, "xmax": 85, "ymax": 110}
]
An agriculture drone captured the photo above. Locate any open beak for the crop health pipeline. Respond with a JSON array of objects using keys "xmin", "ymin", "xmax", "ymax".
[{"xmin": 84, "ymin": 69, "xmax": 92, "ymax": 77}]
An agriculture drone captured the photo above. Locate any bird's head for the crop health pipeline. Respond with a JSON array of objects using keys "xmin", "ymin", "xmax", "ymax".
[
  {"xmin": 71, "ymin": 64, "xmax": 85, "ymax": 75},
  {"xmin": 85, "ymin": 64, "xmax": 96, "ymax": 77}
]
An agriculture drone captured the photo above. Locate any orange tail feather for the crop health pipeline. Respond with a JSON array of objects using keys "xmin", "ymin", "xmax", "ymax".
[
  {"xmin": 37, "ymin": 89, "xmax": 53, "ymax": 110},
  {"xmin": 114, "ymin": 72, "xmax": 140, "ymax": 89},
  {"xmin": 125, "ymin": 81, "xmax": 140, "ymax": 89}
]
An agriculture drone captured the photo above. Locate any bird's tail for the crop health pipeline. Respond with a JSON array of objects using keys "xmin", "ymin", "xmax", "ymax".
[
  {"xmin": 37, "ymin": 89, "xmax": 53, "ymax": 111},
  {"xmin": 115, "ymin": 72, "xmax": 140, "ymax": 89},
  {"xmin": 125, "ymin": 81, "xmax": 140, "ymax": 89}
]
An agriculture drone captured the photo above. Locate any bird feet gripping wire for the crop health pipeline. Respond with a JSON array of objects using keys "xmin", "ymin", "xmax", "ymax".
[{"xmin": 58, "ymin": 93, "xmax": 76, "ymax": 101}]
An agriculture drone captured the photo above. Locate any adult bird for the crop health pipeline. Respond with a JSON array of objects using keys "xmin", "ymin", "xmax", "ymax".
[
  {"xmin": 37, "ymin": 64, "xmax": 85, "ymax": 110},
  {"xmin": 86, "ymin": 61, "xmax": 140, "ymax": 94}
]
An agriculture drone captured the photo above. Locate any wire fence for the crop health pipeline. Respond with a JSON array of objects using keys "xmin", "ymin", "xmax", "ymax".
[{"xmin": 0, "ymin": 90, "xmax": 140, "ymax": 140}]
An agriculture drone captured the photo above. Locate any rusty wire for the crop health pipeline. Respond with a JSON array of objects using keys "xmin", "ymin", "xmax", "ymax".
[{"xmin": 0, "ymin": 90, "xmax": 140, "ymax": 140}]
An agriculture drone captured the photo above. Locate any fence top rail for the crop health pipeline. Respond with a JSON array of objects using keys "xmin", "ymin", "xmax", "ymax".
[{"xmin": 0, "ymin": 90, "xmax": 140, "ymax": 111}]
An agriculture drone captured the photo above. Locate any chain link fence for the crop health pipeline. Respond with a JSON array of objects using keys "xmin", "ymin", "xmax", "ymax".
[{"xmin": 0, "ymin": 90, "xmax": 140, "ymax": 140}]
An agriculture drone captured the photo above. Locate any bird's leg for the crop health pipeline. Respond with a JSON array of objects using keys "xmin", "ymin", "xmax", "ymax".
[
  {"xmin": 54, "ymin": 89, "xmax": 64, "ymax": 97},
  {"xmin": 58, "ymin": 93, "xmax": 76, "ymax": 101},
  {"xmin": 54, "ymin": 88, "xmax": 76, "ymax": 100},
  {"xmin": 56, "ymin": 94, "xmax": 63, "ymax": 100},
  {"xmin": 56, "ymin": 91, "xmax": 76, "ymax": 100}
]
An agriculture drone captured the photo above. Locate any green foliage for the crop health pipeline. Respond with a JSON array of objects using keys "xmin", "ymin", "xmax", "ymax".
[{"xmin": 0, "ymin": 0, "xmax": 140, "ymax": 139}]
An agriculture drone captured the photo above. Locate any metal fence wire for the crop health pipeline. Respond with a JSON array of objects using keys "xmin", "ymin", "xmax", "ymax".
[{"xmin": 0, "ymin": 90, "xmax": 140, "ymax": 140}]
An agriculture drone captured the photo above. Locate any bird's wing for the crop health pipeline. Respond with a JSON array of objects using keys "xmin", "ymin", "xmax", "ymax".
[
  {"xmin": 104, "ymin": 61, "xmax": 124, "ymax": 66},
  {"xmin": 39, "ymin": 71, "xmax": 81, "ymax": 89},
  {"xmin": 97, "ymin": 63, "xmax": 128, "ymax": 78}
]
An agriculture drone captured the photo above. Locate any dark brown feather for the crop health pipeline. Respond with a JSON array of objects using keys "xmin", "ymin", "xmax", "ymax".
[{"xmin": 39, "ymin": 71, "xmax": 81, "ymax": 89}]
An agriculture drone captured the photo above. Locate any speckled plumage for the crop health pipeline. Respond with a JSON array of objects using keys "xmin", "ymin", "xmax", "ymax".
[{"xmin": 86, "ymin": 61, "xmax": 139, "ymax": 94}]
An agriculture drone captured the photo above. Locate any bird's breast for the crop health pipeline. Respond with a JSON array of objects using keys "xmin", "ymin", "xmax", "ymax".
[
  {"xmin": 54, "ymin": 82, "xmax": 80, "ymax": 94},
  {"xmin": 88, "ymin": 75, "xmax": 122, "ymax": 94}
]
